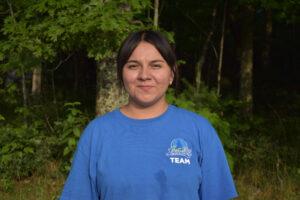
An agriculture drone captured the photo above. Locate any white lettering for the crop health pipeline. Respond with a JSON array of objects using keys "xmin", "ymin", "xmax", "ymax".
[
  {"xmin": 185, "ymin": 158, "xmax": 190, "ymax": 165},
  {"xmin": 179, "ymin": 158, "xmax": 185, "ymax": 164},
  {"xmin": 169, "ymin": 157, "xmax": 191, "ymax": 165},
  {"xmin": 170, "ymin": 157, "xmax": 175, "ymax": 163}
]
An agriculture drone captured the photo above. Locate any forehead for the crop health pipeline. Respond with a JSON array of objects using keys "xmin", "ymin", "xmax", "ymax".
[{"xmin": 128, "ymin": 41, "xmax": 165, "ymax": 61}]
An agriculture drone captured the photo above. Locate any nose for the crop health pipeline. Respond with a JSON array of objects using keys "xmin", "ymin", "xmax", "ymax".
[{"xmin": 138, "ymin": 66, "xmax": 151, "ymax": 81}]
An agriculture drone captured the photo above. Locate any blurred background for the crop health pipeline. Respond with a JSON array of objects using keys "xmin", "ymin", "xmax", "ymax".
[{"xmin": 0, "ymin": 0, "xmax": 299, "ymax": 199}]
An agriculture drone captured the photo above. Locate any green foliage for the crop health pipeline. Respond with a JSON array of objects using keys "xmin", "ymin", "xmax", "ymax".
[
  {"xmin": 0, "ymin": 124, "xmax": 46, "ymax": 190},
  {"xmin": 0, "ymin": 101, "xmax": 90, "ymax": 191},
  {"xmin": 54, "ymin": 102, "xmax": 89, "ymax": 171},
  {"xmin": 166, "ymin": 79, "xmax": 235, "ymax": 170},
  {"xmin": 222, "ymin": 94, "xmax": 300, "ymax": 181},
  {"xmin": 0, "ymin": 0, "xmax": 152, "ymax": 74},
  {"xmin": 222, "ymin": 99, "xmax": 256, "ymax": 133}
]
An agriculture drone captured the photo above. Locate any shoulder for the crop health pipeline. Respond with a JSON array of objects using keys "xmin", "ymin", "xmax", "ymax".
[
  {"xmin": 170, "ymin": 105, "xmax": 212, "ymax": 127},
  {"xmin": 78, "ymin": 109, "xmax": 120, "ymax": 142},
  {"xmin": 86, "ymin": 109, "xmax": 120, "ymax": 129},
  {"xmin": 169, "ymin": 105, "xmax": 217, "ymax": 143}
]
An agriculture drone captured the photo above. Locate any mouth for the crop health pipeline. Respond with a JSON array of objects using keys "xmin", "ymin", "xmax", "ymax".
[{"xmin": 137, "ymin": 85, "xmax": 153, "ymax": 91}]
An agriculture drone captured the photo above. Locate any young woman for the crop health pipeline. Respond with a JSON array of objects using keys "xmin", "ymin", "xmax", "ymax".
[{"xmin": 59, "ymin": 30, "xmax": 238, "ymax": 200}]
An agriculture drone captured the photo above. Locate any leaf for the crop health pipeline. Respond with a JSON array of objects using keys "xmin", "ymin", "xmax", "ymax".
[
  {"xmin": 0, "ymin": 114, "xmax": 5, "ymax": 121},
  {"xmin": 64, "ymin": 102, "xmax": 81, "ymax": 107},
  {"xmin": 73, "ymin": 128, "xmax": 81, "ymax": 137},
  {"xmin": 24, "ymin": 147, "xmax": 34, "ymax": 154},
  {"xmin": 64, "ymin": 165, "xmax": 71, "ymax": 171},
  {"xmin": 16, "ymin": 151, "xmax": 23, "ymax": 158},
  {"xmin": 63, "ymin": 147, "xmax": 70, "ymax": 156},
  {"xmin": 68, "ymin": 137, "xmax": 76, "ymax": 147},
  {"xmin": 61, "ymin": 129, "xmax": 73, "ymax": 139},
  {"xmin": 0, "ymin": 144, "xmax": 11, "ymax": 154}
]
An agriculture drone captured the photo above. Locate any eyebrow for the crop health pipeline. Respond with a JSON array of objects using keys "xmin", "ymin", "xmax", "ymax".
[
  {"xmin": 150, "ymin": 59, "xmax": 165, "ymax": 63},
  {"xmin": 126, "ymin": 60, "xmax": 139, "ymax": 64},
  {"xmin": 126, "ymin": 59, "xmax": 165, "ymax": 64}
]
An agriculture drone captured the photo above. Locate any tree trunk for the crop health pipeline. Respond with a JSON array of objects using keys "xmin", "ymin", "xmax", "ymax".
[
  {"xmin": 31, "ymin": 65, "xmax": 42, "ymax": 98},
  {"xmin": 216, "ymin": 0, "xmax": 227, "ymax": 97},
  {"xmin": 195, "ymin": 6, "xmax": 217, "ymax": 95},
  {"xmin": 50, "ymin": 70, "xmax": 59, "ymax": 120},
  {"xmin": 95, "ymin": 59, "xmax": 128, "ymax": 116},
  {"xmin": 239, "ymin": 4, "xmax": 254, "ymax": 112},
  {"xmin": 261, "ymin": 8, "xmax": 272, "ymax": 70},
  {"xmin": 21, "ymin": 63, "xmax": 28, "ymax": 127},
  {"xmin": 154, "ymin": 0, "xmax": 159, "ymax": 28}
]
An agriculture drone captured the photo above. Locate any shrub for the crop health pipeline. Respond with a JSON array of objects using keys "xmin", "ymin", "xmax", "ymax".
[
  {"xmin": 54, "ymin": 102, "xmax": 90, "ymax": 172},
  {"xmin": 0, "ymin": 124, "xmax": 47, "ymax": 190},
  {"xmin": 0, "ymin": 101, "xmax": 90, "ymax": 191},
  {"xmin": 166, "ymin": 80, "xmax": 235, "ymax": 170}
]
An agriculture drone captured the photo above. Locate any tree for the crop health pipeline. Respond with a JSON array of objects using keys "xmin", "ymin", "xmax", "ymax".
[
  {"xmin": 0, "ymin": 0, "xmax": 152, "ymax": 117},
  {"xmin": 31, "ymin": 64, "xmax": 42, "ymax": 98},
  {"xmin": 261, "ymin": 7, "xmax": 272, "ymax": 71},
  {"xmin": 160, "ymin": 0, "xmax": 219, "ymax": 93},
  {"xmin": 228, "ymin": 0, "xmax": 255, "ymax": 114},
  {"xmin": 238, "ymin": 3, "xmax": 254, "ymax": 111},
  {"xmin": 195, "ymin": 4, "xmax": 217, "ymax": 95},
  {"xmin": 216, "ymin": 0, "xmax": 227, "ymax": 97},
  {"xmin": 154, "ymin": 0, "xmax": 159, "ymax": 28},
  {"xmin": 95, "ymin": 58, "xmax": 128, "ymax": 116}
]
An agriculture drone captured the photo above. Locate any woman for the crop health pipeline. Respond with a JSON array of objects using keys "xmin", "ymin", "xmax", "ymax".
[{"xmin": 59, "ymin": 30, "xmax": 238, "ymax": 200}]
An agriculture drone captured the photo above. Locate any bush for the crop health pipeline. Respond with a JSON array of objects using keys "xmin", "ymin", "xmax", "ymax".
[
  {"xmin": 54, "ymin": 102, "xmax": 90, "ymax": 172},
  {"xmin": 166, "ymin": 80, "xmax": 235, "ymax": 170},
  {"xmin": 0, "ymin": 124, "xmax": 46, "ymax": 190},
  {"xmin": 0, "ymin": 101, "xmax": 90, "ymax": 191}
]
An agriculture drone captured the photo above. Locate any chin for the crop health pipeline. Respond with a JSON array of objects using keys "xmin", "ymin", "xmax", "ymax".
[
  {"xmin": 133, "ymin": 97, "xmax": 165, "ymax": 108},
  {"xmin": 136, "ymin": 100, "xmax": 157, "ymax": 108}
]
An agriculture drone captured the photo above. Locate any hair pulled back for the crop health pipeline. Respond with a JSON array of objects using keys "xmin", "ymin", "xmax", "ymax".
[{"xmin": 117, "ymin": 30, "xmax": 177, "ymax": 86}]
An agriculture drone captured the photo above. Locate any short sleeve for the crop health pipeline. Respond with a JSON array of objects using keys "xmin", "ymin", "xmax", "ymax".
[
  {"xmin": 199, "ymin": 121, "xmax": 238, "ymax": 200},
  {"xmin": 59, "ymin": 124, "xmax": 99, "ymax": 200}
]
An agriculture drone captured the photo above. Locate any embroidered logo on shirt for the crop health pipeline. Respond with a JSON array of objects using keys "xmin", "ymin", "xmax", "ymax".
[{"xmin": 166, "ymin": 138, "xmax": 192, "ymax": 165}]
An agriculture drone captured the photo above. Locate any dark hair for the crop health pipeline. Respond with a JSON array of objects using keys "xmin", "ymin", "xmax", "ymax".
[{"xmin": 117, "ymin": 30, "xmax": 177, "ymax": 86}]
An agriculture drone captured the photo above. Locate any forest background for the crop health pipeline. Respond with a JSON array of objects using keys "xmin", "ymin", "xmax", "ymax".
[{"xmin": 0, "ymin": 0, "xmax": 299, "ymax": 199}]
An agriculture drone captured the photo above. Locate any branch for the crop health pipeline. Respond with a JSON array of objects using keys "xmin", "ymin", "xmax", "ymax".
[
  {"xmin": 51, "ymin": 53, "xmax": 74, "ymax": 72},
  {"xmin": 276, "ymin": 152, "xmax": 283, "ymax": 190},
  {"xmin": 0, "ymin": 9, "xmax": 9, "ymax": 15},
  {"xmin": 159, "ymin": 0, "xmax": 165, "ymax": 16},
  {"xmin": 130, "ymin": 20, "xmax": 144, "ymax": 26},
  {"xmin": 7, "ymin": 0, "xmax": 16, "ymax": 23},
  {"xmin": 183, "ymin": 11, "xmax": 219, "ymax": 59}
]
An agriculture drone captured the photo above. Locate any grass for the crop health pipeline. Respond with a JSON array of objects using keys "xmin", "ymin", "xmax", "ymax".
[
  {"xmin": 234, "ymin": 167, "xmax": 300, "ymax": 200},
  {"xmin": 0, "ymin": 162, "xmax": 299, "ymax": 200},
  {"xmin": 0, "ymin": 162, "xmax": 65, "ymax": 200}
]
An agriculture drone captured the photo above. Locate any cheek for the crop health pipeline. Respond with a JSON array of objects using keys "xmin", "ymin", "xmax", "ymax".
[
  {"xmin": 156, "ymin": 72, "xmax": 173, "ymax": 86},
  {"xmin": 122, "ymin": 71, "xmax": 136, "ymax": 89}
]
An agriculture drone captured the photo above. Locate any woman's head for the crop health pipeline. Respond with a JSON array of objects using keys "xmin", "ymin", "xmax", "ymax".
[{"xmin": 117, "ymin": 30, "xmax": 177, "ymax": 86}]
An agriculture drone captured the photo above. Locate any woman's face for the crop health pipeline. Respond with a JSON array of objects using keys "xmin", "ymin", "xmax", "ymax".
[{"xmin": 122, "ymin": 41, "xmax": 174, "ymax": 107}]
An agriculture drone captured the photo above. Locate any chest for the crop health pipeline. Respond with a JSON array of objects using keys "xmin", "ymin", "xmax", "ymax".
[{"xmin": 95, "ymin": 125, "xmax": 202, "ymax": 192}]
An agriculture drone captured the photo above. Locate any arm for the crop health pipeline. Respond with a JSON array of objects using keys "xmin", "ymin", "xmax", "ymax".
[
  {"xmin": 59, "ymin": 124, "xmax": 99, "ymax": 200},
  {"xmin": 199, "ymin": 121, "xmax": 238, "ymax": 200}
]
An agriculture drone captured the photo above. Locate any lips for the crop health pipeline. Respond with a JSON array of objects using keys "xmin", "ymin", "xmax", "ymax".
[{"xmin": 137, "ymin": 85, "xmax": 153, "ymax": 91}]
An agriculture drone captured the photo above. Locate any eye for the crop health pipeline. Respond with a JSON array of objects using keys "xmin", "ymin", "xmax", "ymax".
[
  {"xmin": 152, "ymin": 64, "xmax": 161, "ymax": 69},
  {"xmin": 127, "ymin": 64, "xmax": 138, "ymax": 69}
]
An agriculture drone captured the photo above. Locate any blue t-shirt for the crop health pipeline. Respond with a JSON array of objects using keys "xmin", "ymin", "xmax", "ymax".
[{"xmin": 59, "ymin": 105, "xmax": 237, "ymax": 200}]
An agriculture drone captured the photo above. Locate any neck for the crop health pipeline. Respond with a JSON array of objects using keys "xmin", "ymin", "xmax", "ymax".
[{"xmin": 120, "ymin": 99, "xmax": 169, "ymax": 119}]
